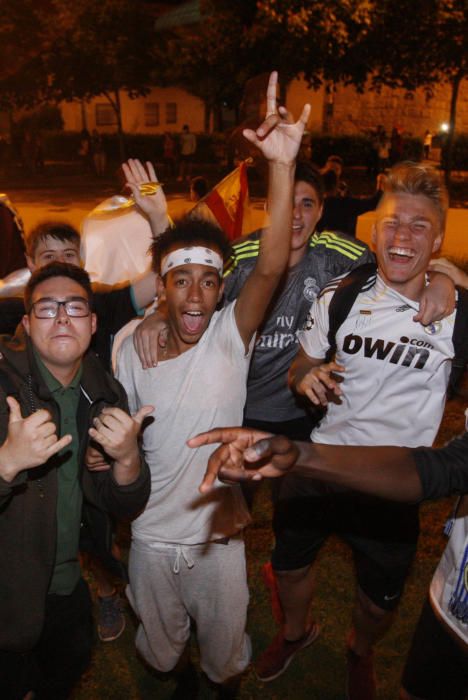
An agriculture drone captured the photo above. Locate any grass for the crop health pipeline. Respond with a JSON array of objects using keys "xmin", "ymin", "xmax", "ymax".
[{"xmin": 72, "ymin": 395, "xmax": 466, "ymax": 699}]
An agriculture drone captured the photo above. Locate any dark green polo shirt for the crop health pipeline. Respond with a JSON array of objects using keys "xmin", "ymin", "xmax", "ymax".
[{"xmin": 34, "ymin": 351, "xmax": 83, "ymax": 595}]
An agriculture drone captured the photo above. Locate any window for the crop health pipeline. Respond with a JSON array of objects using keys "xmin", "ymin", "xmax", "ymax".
[
  {"xmin": 95, "ymin": 104, "xmax": 117, "ymax": 126},
  {"xmin": 166, "ymin": 102, "xmax": 177, "ymax": 125},
  {"xmin": 145, "ymin": 102, "xmax": 160, "ymax": 126}
]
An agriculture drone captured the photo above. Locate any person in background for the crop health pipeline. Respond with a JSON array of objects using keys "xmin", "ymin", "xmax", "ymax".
[
  {"xmin": 317, "ymin": 171, "xmax": 385, "ymax": 238},
  {"xmin": 320, "ymin": 155, "xmax": 348, "ymax": 196},
  {"xmin": 190, "ymin": 175, "xmax": 209, "ymax": 202},
  {"xmin": 423, "ymin": 130, "xmax": 434, "ymax": 160},
  {"xmin": 91, "ymin": 130, "xmax": 106, "ymax": 177},
  {"xmin": 178, "ymin": 124, "xmax": 197, "ymax": 182},
  {"xmin": 162, "ymin": 131, "xmax": 176, "ymax": 178}
]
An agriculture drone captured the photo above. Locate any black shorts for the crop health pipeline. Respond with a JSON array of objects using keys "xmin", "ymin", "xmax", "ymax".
[
  {"xmin": 402, "ymin": 597, "xmax": 468, "ymax": 700},
  {"xmin": 243, "ymin": 415, "xmax": 317, "ymax": 441},
  {"xmin": 272, "ymin": 474, "xmax": 419, "ymax": 611}
]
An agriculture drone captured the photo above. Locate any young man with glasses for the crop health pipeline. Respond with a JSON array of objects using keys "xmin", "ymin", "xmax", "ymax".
[{"xmin": 0, "ymin": 262, "xmax": 151, "ymax": 700}]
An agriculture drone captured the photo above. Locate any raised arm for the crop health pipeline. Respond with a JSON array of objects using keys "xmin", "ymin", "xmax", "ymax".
[
  {"xmin": 234, "ymin": 72, "xmax": 310, "ymax": 349},
  {"xmin": 122, "ymin": 159, "xmax": 169, "ymax": 238}
]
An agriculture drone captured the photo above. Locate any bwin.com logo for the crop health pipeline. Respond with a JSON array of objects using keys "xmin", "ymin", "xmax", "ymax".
[{"xmin": 342, "ymin": 333, "xmax": 432, "ymax": 369}]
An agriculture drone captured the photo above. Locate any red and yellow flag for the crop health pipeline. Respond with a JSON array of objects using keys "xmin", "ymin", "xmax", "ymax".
[{"xmin": 191, "ymin": 161, "xmax": 251, "ymax": 241}]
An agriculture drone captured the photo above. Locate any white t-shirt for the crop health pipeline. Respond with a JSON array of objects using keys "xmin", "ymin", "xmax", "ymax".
[
  {"xmin": 297, "ymin": 273, "xmax": 455, "ymax": 447},
  {"xmin": 116, "ymin": 301, "xmax": 252, "ymax": 545}
]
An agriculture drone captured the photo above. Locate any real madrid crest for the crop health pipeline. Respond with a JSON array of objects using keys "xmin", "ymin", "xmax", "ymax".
[
  {"xmin": 424, "ymin": 321, "xmax": 442, "ymax": 336},
  {"xmin": 303, "ymin": 277, "xmax": 320, "ymax": 303}
]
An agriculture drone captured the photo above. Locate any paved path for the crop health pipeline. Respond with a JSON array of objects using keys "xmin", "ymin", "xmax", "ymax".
[{"xmin": 7, "ymin": 185, "xmax": 468, "ymax": 262}]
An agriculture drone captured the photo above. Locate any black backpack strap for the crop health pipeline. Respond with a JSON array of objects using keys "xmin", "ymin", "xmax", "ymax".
[
  {"xmin": 326, "ymin": 262, "xmax": 378, "ymax": 362},
  {"xmin": 449, "ymin": 287, "xmax": 468, "ymax": 396}
]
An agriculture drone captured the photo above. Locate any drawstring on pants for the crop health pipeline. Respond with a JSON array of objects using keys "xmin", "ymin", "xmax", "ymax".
[{"xmin": 173, "ymin": 545, "xmax": 195, "ymax": 573}]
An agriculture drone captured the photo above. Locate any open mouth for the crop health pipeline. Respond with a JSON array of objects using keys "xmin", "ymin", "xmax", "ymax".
[
  {"xmin": 182, "ymin": 311, "xmax": 204, "ymax": 334},
  {"xmin": 388, "ymin": 246, "xmax": 415, "ymax": 263}
]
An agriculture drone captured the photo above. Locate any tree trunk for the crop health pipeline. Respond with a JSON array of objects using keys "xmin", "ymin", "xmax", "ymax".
[
  {"xmin": 204, "ymin": 102, "xmax": 211, "ymax": 132},
  {"xmin": 114, "ymin": 89, "xmax": 126, "ymax": 162},
  {"xmin": 443, "ymin": 72, "xmax": 462, "ymax": 192},
  {"xmin": 80, "ymin": 99, "xmax": 88, "ymax": 131},
  {"xmin": 214, "ymin": 104, "xmax": 223, "ymax": 132},
  {"xmin": 103, "ymin": 89, "xmax": 126, "ymax": 162}
]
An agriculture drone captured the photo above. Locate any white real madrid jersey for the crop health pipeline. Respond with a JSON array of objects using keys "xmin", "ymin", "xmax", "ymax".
[{"xmin": 297, "ymin": 274, "xmax": 456, "ymax": 448}]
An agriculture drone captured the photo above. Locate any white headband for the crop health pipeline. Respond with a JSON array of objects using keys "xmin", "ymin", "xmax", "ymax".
[{"xmin": 160, "ymin": 246, "xmax": 224, "ymax": 277}]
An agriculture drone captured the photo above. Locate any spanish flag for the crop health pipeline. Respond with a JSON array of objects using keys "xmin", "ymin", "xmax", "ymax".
[{"xmin": 190, "ymin": 161, "xmax": 252, "ymax": 240}]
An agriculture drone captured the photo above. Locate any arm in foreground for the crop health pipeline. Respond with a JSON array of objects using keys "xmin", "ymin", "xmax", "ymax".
[
  {"xmin": 189, "ymin": 428, "xmax": 424, "ymax": 500},
  {"xmin": 192, "ymin": 427, "xmax": 468, "ymax": 500}
]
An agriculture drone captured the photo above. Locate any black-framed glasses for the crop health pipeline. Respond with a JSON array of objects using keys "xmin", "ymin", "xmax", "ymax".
[{"xmin": 30, "ymin": 297, "xmax": 91, "ymax": 319}]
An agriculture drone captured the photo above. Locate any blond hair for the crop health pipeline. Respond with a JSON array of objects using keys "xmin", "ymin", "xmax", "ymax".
[{"xmin": 381, "ymin": 161, "xmax": 448, "ymax": 231}]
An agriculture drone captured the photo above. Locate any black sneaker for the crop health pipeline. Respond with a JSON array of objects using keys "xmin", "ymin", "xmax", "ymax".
[{"xmin": 97, "ymin": 592, "xmax": 125, "ymax": 642}]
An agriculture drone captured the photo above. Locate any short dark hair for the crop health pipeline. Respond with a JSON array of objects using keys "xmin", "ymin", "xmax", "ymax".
[
  {"xmin": 26, "ymin": 222, "xmax": 80, "ymax": 259},
  {"xmin": 294, "ymin": 162, "xmax": 325, "ymax": 204},
  {"xmin": 326, "ymin": 154, "xmax": 344, "ymax": 167},
  {"xmin": 322, "ymin": 170, "xmax": 338, "ymax": 195},
  {"xmin": 24, "ymin": 262, "xmax": 93, "ymax": 312},
  {"xmin": 190, "ymin": 176, "xmax": 209, "ymax": 200},
  {"xmin": 151, "ymin": 216, "xmax": 231, "ymax": 276}
]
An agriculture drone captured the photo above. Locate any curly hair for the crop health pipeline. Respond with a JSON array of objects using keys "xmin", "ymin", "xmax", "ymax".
[{"xmin": 151, "ymin": 216, "xmax": 231, "ymax": 275}]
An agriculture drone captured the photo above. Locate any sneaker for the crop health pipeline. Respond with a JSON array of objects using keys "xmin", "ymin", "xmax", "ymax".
[
  {"xmin": 255, "ymin": 624, "xmax": 320, "ymax": 682},
  {"xmin": 97, "ymin": 592, "xmax": 126, "ymax": 642},
  {"xmin": 346, "ymin": 648, "xmax": 376, "ymax": 700}
]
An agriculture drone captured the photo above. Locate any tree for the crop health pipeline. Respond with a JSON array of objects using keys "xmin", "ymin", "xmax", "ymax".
[
  {"xmin": 157, "ymin": 0, "xmax": 373, "ymax": 130},
  {"xmin": 363, "ymin": 0, "xmax": 467, "ymax": 186},
  {"xmin": 250, "ymin": 0, "xmax": 467, "ymax": 187},
  {"xmin": 154, "ymin": 1, "xmax": 258, "ymax": 131},
  {"xmin": 41, "ymin": 0, "xmax": 157, "ymax": 159},
  {"xmin": 0, "ymin": 1, "xmax": 49, "ymax": 112}
]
